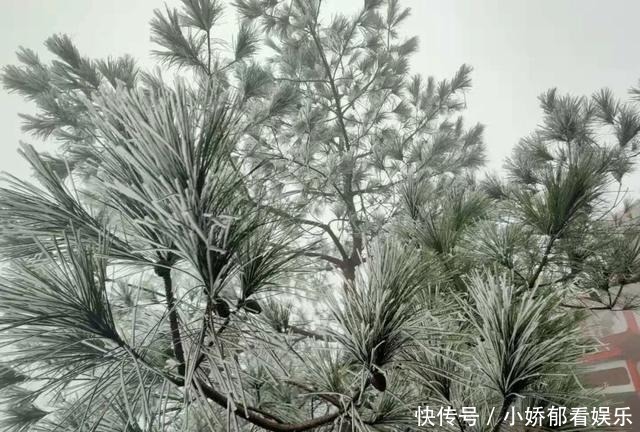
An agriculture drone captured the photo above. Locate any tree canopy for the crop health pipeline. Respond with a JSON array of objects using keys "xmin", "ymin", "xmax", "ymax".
[{"xmin": 1, "ymin": 1, "xmax": 640, "ymax": 431}]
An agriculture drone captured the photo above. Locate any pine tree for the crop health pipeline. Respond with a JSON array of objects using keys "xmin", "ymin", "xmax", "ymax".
[{"xmin": 1, "ymin": 1, "xmax": 639, "ymax": 431}]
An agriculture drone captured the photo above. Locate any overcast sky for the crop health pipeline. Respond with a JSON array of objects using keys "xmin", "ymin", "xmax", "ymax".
[{"xmin": 1, "ymin": 0, "xmax": 639, "ymax": 194}]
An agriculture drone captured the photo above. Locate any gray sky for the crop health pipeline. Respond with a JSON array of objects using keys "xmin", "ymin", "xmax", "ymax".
[{"xmin": 1, "ymin": 0, "xmax": 639, "ymax": 194}]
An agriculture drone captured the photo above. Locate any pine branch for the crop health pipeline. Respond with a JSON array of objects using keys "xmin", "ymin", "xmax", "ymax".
[
  {"xmin": 169, "ymin": 372, "xmax": 349, "ymax": 432},
  {"xmin": 157, "ymin": 264, "xmax": 186, "ymax": 376},
  {"xmin": 307, "ymin": 11, "xmax": 350, "ymax": 152},
  {"xmin": 528, "ymin": 232, "xmax": 559, "ymax": 289},
  {"xmin": 287, "ymin": 325, "xmax": 334, "ymax": 342},
  {"xmin": 262, "ymin": 204, "xmax": 349, "ymax": 262}
]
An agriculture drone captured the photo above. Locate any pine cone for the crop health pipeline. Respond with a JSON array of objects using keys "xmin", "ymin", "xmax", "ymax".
[
  {"xmin": 213, "ymin": 298, "xmax": 230, "ymax": 317},
  {"xmin": 244, "ymin": 299, "xmax": 262, "ymax": 314},
  {"xmin": 370, "ymin": 370, "xmax": 387, "ymax": 392}
]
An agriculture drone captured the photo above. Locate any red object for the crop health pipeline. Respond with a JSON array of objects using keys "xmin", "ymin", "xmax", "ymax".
[{"xmin": 583, "ymin": 310, "xmax": 640, "ymax": 430}]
